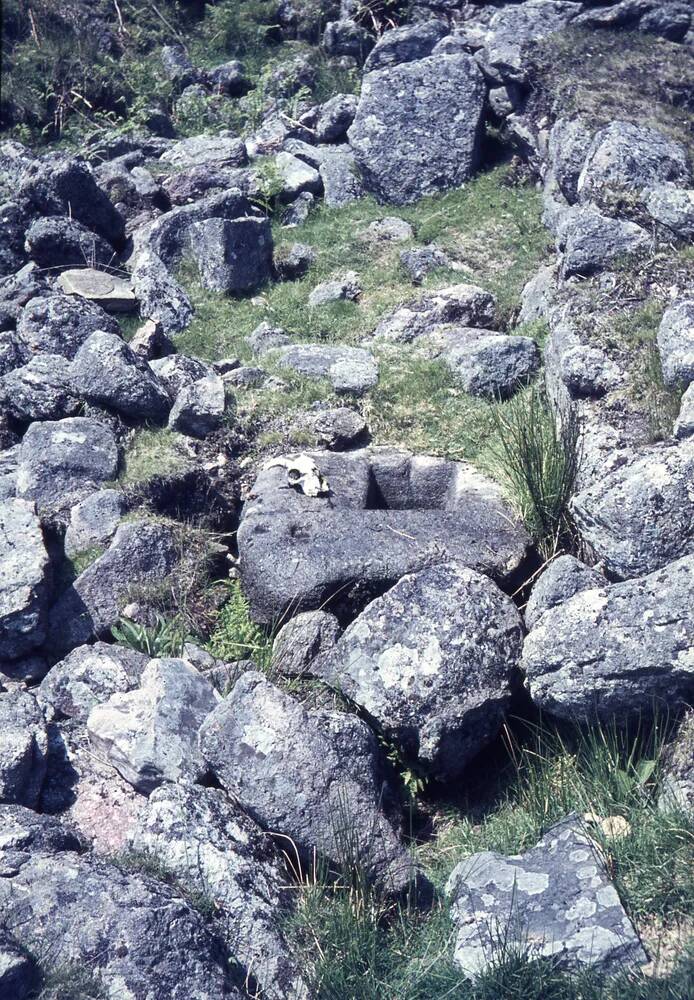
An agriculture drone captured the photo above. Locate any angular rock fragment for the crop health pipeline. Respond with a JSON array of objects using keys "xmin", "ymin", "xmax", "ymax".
[
  {"xmin": 277, "ymin": 343, "xmax": 378, "ymax": 395},
  {"xmin": 272, "ymin": 609, "xmax": 341, "ymax": 677},
  {"xmin": 168, "ymin": 374, "xmax": 227, "ymax": 438},
  {"xmin": 0, "ymin": 354, "xmax": 78, "ymax": 423},
  {"xmin": 522, "ymin": 556, "xmax": 694, "ymax": 723},
  {"xmin": 571, "ymin": 439, "xmax": 694, "ymax": 578},
  {"xmin": 200, "ymin": 672, "xmax": 424, "ymax": 897},
  {"xmin": 130, "ymin": 784, "xmax": 309, "ymax": 1000},
  {"xmin": 319, "ymin": 563, "xmax": 523, "ymax": 780},
  {"xmin": 58, "ymin": 266, "xmax": 138, "ymax": 312},
  {"xmin": 348, "ymin": 53, "xmax": 486, "ymax": 205},
  {"xmin": 370, "ymin": 284, "xmax": 496, "ymax": 343},
  {"xmin": 64, "ymin": 488, "xmax": 125, "ymax": 558},
  {"xmin": 16, "ymin": 293, "xmax": 120, "ymax": 359},
  {"xmin": 525, "ymin": 555, "xmax": 604, "ymax": 629},
  {"xmin": 0, "ymin": 690, "xmax": 47, "ymax": 807},
  {"xmin": 39, "ymin": 641, "xmax": 148, "ymax": 721},
  {"xmin": 70, "ymin": 330, "xmax": 170, "ymax": 420},
  {"xmin": 190, "ymin": 216, "xmax": 273, "ymax": 294},
  {"xmin": 447, "ymin": 816, "xmax": 646, "ymax": 978},
  {"xmin": 88, "ymin": 657, "xmax": 217, "ymax": 794},
  {"xmin": 657, "ymin": 298, "xmax": 694, "ymax": 388},
  {"xmin": 24, "ymin": 216, "xmax": 115, "ymax": 270},
  {"xmin": 0, "ymin": 498, "xmax": 51, "ymax": 659}
]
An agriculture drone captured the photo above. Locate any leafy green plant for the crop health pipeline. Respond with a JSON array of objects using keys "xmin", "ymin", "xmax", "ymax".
[
  {"xmin": 486, "ymin": 385, "xmax": 583, "ymax": 558},
  {"xmin": 111, "ymin": 614, "xmax": 188, "ymax": 657},
  {"xmin": 206, "ymin": 579, "xmax": 273, "ymax": 666}
]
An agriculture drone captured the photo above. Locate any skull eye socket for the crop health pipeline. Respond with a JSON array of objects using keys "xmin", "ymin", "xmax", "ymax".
[{"xmin": 288, "ymin": 469, "xmax": 302, "ymax": 481}]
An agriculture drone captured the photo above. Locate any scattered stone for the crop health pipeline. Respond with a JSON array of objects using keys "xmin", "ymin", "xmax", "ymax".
[
  {"xmin": 348, "ymin": 54, "xmax": 486, "ymax": 205},
  {"xmin": 0, "ymin": 354, "xmax": 79, "ymax": 423},
  {"xmin": 674, "ymin": 382, "xmax": 694, "ymax": 440},
  {"xmin": 308, "ymin": 270, "xmax": 361, "ymax": 307},
  {"xmin": 128, "ymin": 319, "xmax": 175, "ymax": 361},
  {"xmin": 160, "ymin": 44, "xmax": 198, "ymax": 87},
  {"xmin": 646, "ymin": 186, "xmax": 694, "ymax": 240},
  {"xmin": 88, "ymin": 657, "xmax": 217, "ymax": 794},
  {"xmin": 39, "ymin": 641, "xmax": 148, "ymax": 721},
  {"xmin": 640, "ymin": 3, "xmax": 692, "ymax": 41},
  {"xmin": 303, "ymin": 406, "xmax": 368, "ymax": 449},
  {"xmin": 0, "ymin": 690, "xmax": 47, "ymax": 807},
  {"xmin": 481, "ymin": 1, "xmax": 582, "ymax": 84},
  {"xmin": 46, "ymin": 520, "xmax": 179, "ymax": 654},
  {"xmin": 246, "ymin": 322, "xmax": 292, "ymax": 356},
  {"xmin": 150, "ymin": 353, "xmax": 214, "ymax": 399},
  {"xmin": 0, "ymin": 846, "xmax": 238, "ymax": 998},
  {"xmin": 323, "ymin": 18, "xmax": 374, "ymax": 63},
  {"xmin": 525, "ymin": 555, "xmax": 605, "ymax": 629},
  {"xmin": 322, "ymin": 563, "xmax": 523, "ymax": 779},
  {"xmin": 64, "ymin": 488, "xmax": 125, "ymax": 558},
  {"xmin": 657, "ymin": 298, "xmax": 694, "ymax": 388},
  {"xmin": 577, "ymin": 121, "xmax": 690, "ymax": 214},
  {"xmin": 400, "ymin": 245, "xmax": 451, "ymax": 284},
  {"xmin": 319, "ymin": 147, "xmax": 365, "ymax": 207},
  {"xmin": 208, "ymin": 59, "xmax": 247, "ymax": 96},
  {"xmin": 365, "ymin": 217, "xmax": 414, "ymax": 243},
  {"xmin": 160, "ymin": 134, "xmax": 248, "ymax": 170},
  {"xmin": 16, "ymin": 293, "xmax": 120, "ymax": 360},
  {"xmin": 24, "ymin": 217, "xmax": 115, "ymax": 271},
  {"xmin": 571, "ymin": 440, "xmax": 694, "ymax": 579},
  {"xmin": 58, "ymin": 267, "xmax": 138, "ymax": 312},
  {"xmin": 272, "ymin": 610, "xmax": 342, "ymax": 677},
  {"xmin": 447, "ymin": 815, "xmax": 646, "ymax": 978},
  {"xmin": 522, "ymin": 555, "xmax": 694, "ymax": 723},
  {"xmin": 275, "ymin": 151, "xmax": 322, "ymax": 201},
  {"xmin": 547, "ymin": 117, "xmax": 595, "ymax": 204},
  {"xmin": 190, "ymin": 216, "xmax": 273, "ymax": 294},
  {"xmin": 370, "ymin": 284, "xmax": 496, "ymax": 343},
  {"xmin": 277, "ymin": 343, "xmax": 378, "ymax": 395},
  {"xmin": 437, "ymin": 329, "xmax": 540, "ymax": 399},
  {"xmin": 200, "ymin": 671, "xmax": 424, "ymax": 897},
  {"xmin": 281, "ymin": 190, "xmax": 314, "ymax": 227},
  {"xmin": 130, "ymin": 247, "xmax": 194, "ymax": 334},
  {"xmin": 315, "ymin": 93, "xmax": 358, "ymax": 143},
  {"xmin": 129, "ymin": 784, "xmax": 309, "ymax": 1000},
  {"xmin": 558, "ymin": 344, "xmax": 621, "ymax": 399},
  {"xmin": 168, "ymin": 374, "xmax": 227, "ymax": 438},
  {"xmin": 274, "ymin": 241, "xmax": 316, "ymax": 281},
  {"xmin": 70, "ymin": 330, "xmax": 170, "ymax": 421},
  {"xmin": 560, "ymin": 207, "xmax": 650, "ymax": 278},
  {"xmin": 16, "ymin": 416, "xmax": 119, "ymax": 514},
  {"xmin": 363, "ymin": 19, "xmax": 448, "ymax": 73},
  {"xmin": 222, "ymin": 365, "xmax": 272, "ymax": 389}
]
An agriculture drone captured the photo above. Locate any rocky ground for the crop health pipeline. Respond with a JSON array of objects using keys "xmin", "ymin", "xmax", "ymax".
[{"xmin": 0, "ymin": 1, "xmax": 693, "ymax": 998}]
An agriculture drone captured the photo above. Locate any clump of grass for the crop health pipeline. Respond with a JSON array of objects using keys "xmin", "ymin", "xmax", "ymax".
[
  {"xmin": 119, "ymin": 428, "xmax": 191, "ymax": 485},
  {"xmin": 110, "ymin": 849, "xmax": 217, "ymax": 918},
  {"xmin": 206, "ymin": 579, "xmax": 273, "ymax": 667},
  {"xmin": 485, "ymin": 384, "xmax": 582, "ymax": 558}
]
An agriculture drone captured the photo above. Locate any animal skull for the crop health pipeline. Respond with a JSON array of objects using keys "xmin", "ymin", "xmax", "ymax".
[{"xmin": 265, "ymin": 454, "xmax": 329, "ymax": 497}]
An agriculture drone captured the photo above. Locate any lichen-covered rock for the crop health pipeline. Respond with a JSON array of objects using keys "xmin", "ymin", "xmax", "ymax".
[
  {"xmin": 160, "ymin": 135, "xmax": 248, "ymax": 170},
  {"xmin": 168, "ymin": 374, "xmax": 226, "ymax": 438},
  {"xmin": 0, "ymin": 498, "xmax": 50, "ymax": 660},
  {"xmin": 447, "ymin": 815, "xmax": 646, "ymax": 978},
  {"xmin": 0, "ymin": 354, "xmax": 79, "ymax": 423},
  {"xmin": 315, "ymin": 92, "xmax": 358, "ymax": 143},
  {"xmin": 646, "ymin": 185, "xmax": 694, "ymax": 240},
  {"xmin": 87, "ymin": 657, "xmax": 218, "ymax": 794},
  {"xmin": 481, "ymin": 1, "xmax": 582, "ymax": 84},
  {"xmin": 39, "ymin": 641, "xmax": 148, "ymax": 721},
  {"xmin": 657, "ymin": 298, "xmax": 694, "ymax": 388},
  {"xmin": 272, "ymin": 609, "xmax": 341, "ymax": 677},
  {"xmin": 303, "ymin": 405, "xmax": 368, "ymax": 450},
  {"xmin": 577, "ymin": 121, "xmax": 690, "ymax": 214},
  {"xmin": 571, "ymin": 440, "xmax": 694, "ymax": 578},
  {"xmin": 0, "ymin": 848, "xmax": 239, "ymax": 999},
  {"xmin": 200, "ymin": 671, "xmax": 426, "ymax": 898},
  {"xmin": 659, "ymin": 709, "xmax": 694, "ymax": 816},
  {"xmin": 277, "ymin": 343, "xmax": 378, "ymax": 395},
  {"xmin": 348, "ymin": 53, "xmax": 486, "ymax": 205},
  {"xmin": 24, "ymin": 215, "xmax": 115, "ymax": 270},
  {"xmin": 46, "ymin": 520, "xmax": 179, "ymax": 654},
  {"xmin": 674, "ymin": 382, "xmax": 694, "ymax": 440},
  {"xmin": 524, "ymin": 555, "xmax": 604, "ymax": 629},
  {"xmin": 64, "ymin": 488, "xmax": 125, "ymax": 558},
  {"xmin": 70, "ymin": 330, "xmax": 171, "ymax": 421},
  {"xmin": 439, "ymin": 329, "xmax": 540, "ymax": 399},
  {"xmin": 370, "ymin": 284, "xmax": 496, "ymax": 344},
  {"xmin": 16, "ymin": 416, "xmax": 119, "ymax": 514},
  {"xmin": 0, "ymin": 690, "xmax": 47, "ymax": 807},
  {"xmin": 319, "ymin": 147, "xmax": 365, "ymax": 208},
  {"xmin": 363, "ymin": 19, "xmax": 448, "ymax": 73},
  {"xmin": 189, "ymin": 217, "xmax": 273, "ymax": 294},
  {"xmin": 319, "ymin": 562, "xmax": 523, "ymax": 780},
  {"xmin": 130, "ymin": 784, "xmax": 309, "ymax": 1000},
  {"xmin": 522, "ymin": 556, "xmax": 694, "ymax": 723},
  {"xmin": 149, "ymin": 353, "xmax": 214, "ymax": 398},
  {"xmin": 130, "ymin": 247, "xmax": 194, "ymax": 334},
  {"xmin": 560, "ymin": 206, "xmax": 649, "ymax": 278},
  {"xmin": 16, "ymin": 293, "xmax": 120, "ymax": 360}
]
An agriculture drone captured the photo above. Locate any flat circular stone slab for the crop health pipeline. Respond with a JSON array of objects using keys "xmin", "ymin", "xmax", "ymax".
[{"xmin": 58, "ymin": 268, "xmax": 138, "ymax": 313}]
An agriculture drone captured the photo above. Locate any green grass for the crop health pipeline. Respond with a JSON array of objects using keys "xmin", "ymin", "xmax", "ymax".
[
  {"xmin": 289, "ymin": 717, "xmax": 694, "ymax": 999},
  {"xmin": 119, "ymin": 428, "xmax": 192, "ymax": 485}
]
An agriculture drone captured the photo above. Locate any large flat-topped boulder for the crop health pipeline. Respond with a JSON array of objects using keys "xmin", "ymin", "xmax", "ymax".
[{"xmin": 238, "ymin": 449, "xmax": 530, "ymax": 623}]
